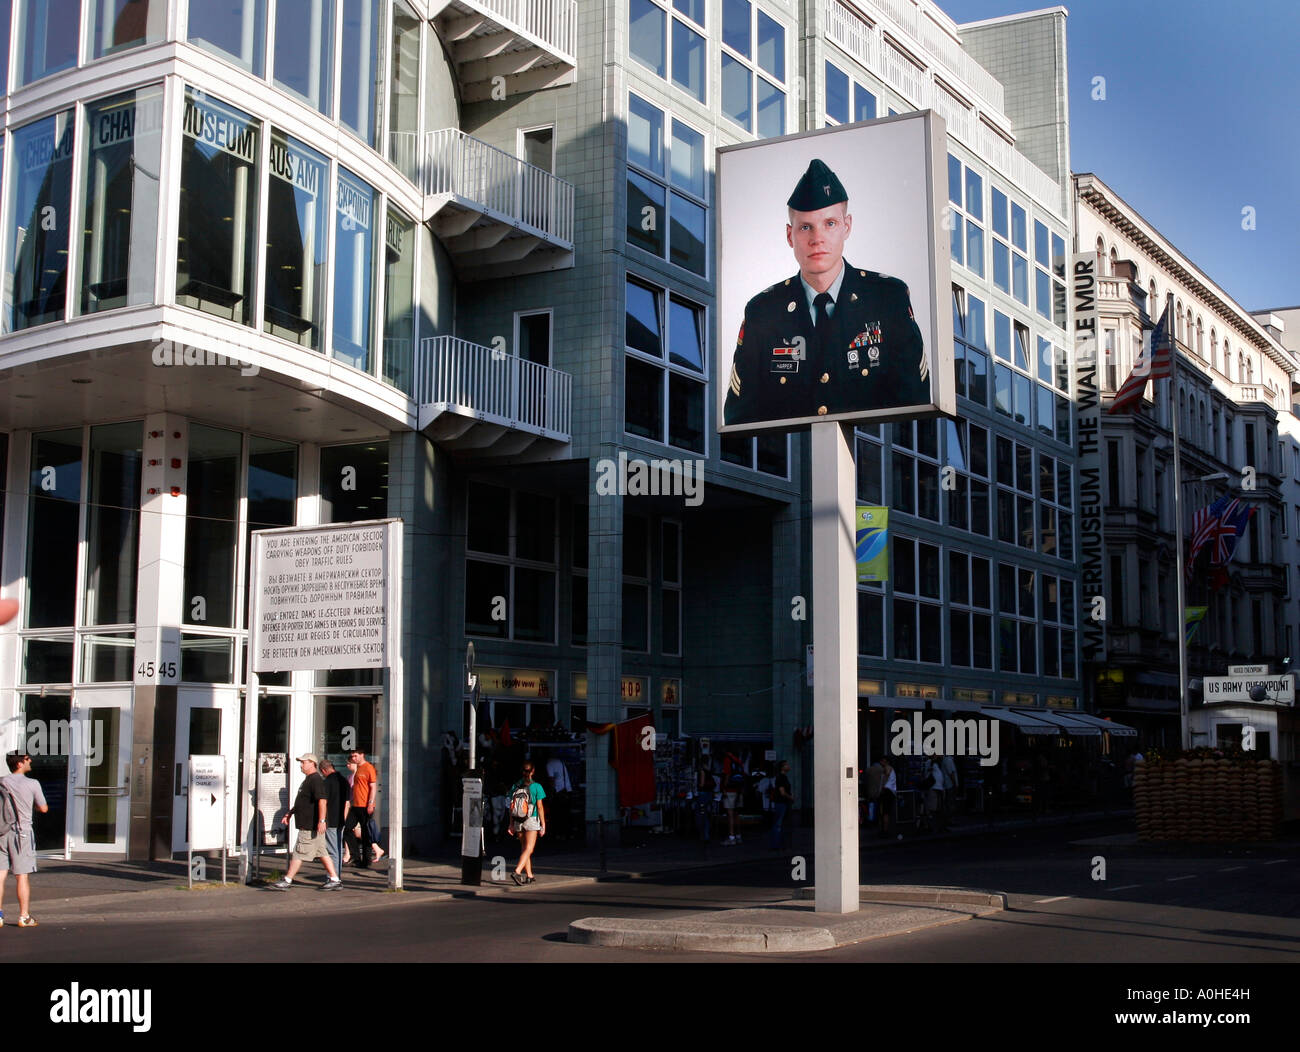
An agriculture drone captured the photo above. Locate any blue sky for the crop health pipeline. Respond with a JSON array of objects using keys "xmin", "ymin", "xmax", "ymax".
[{"xmin": 937, "ymin": 0, "xmax": 1300, "ymax": 311}]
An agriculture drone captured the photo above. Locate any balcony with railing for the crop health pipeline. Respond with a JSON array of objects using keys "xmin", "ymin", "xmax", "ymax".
[
  {"xmin": 415, "ymin": 335, "xmax": 572, "ymax": 451},
  {"xmin": 423, "ymin": 128, "xmax": 575, "ymax": 280},
  {"xmin": 430, "ymin": 0, "xmax": 577, "ymax": 102}
]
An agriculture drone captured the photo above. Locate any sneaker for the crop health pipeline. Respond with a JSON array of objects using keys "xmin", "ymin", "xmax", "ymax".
[
  {"xmin": 526, "ymin": 876, "xmax": 536, "ymax": 884},
  {"xmin": 269, "ymin": 878, "xmax": 293, "ymax": 890},
  {"xmin": 320, "ymin": 880, "xmax": 343, "ymax": 891},
  {"xmin": 0, "ymin": 911, "xmax": 5, "ymax": 928},
  {"xmin": 17, "ymin": 916, "xmax": 36, "ymax": 927}
]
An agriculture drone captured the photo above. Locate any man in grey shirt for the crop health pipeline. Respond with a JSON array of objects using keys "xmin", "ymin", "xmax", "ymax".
[{"xmin": 1, "ymin": 751, "xmax": 49, "ymax": 927}]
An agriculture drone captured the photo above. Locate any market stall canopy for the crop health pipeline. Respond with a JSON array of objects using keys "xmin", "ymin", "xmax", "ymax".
[
  {"xmin": 1052, "ymin": 711, "xmax": 1138, "ymax": 737},
  {"xmin": 977, "ymin": 707, "xmax": 1059, "ymax": 735},
  {"xmin": 1013, "ymin": 708, "xmax": 1100, "ymax": 737}
]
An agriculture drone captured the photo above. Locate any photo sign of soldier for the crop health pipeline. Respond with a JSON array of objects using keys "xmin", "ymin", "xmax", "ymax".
[{"xmin": 717, "ymin": 112, "xmax": 953, "ymax": 433}]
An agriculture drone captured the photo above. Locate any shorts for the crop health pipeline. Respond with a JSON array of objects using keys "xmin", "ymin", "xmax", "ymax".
[
  {"xmin": 292, "ymin": 829, "xmax": 327, "ymax": 861},
  {"xmin": 517, "ymin": 815, "xmax": 542, "ymax": 832},
  {"xmin": 0, "ymin": 830, "xmax": 36, "ymax": 875},
  {"xmin": 722, "ymin": 792, "xmax": 739, "ymax": 809}
]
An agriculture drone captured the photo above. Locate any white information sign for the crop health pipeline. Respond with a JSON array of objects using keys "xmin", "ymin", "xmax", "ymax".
[
  {"xmin": 257, "ymin": 753, "xmax": 289, "ymax": 845},
  {"xmin": 251, "ymin": 523, "xmax": 391, "ymax": 672},
  {"xmin": 1228, "ymin": 664, "xmax": 1268, "ymax": 676},
  {"xmin": 1203, "ymin": 675, "xmax": 1295, "ymax": 706},
  {"xmin": 188, "ymin": 755, "xmax": 226, "ymax": 851}
]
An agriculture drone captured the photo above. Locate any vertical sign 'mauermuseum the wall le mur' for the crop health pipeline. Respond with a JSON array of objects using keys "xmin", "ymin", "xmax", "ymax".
[{"xmin": 1072, "ymin": 253, "xmax": 1106, "ymax": 678}]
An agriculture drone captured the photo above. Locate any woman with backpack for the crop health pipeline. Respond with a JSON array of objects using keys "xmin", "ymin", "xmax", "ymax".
[{"xmin": 508, "ymin": 761, "xmax": 546, "ymax": 885}]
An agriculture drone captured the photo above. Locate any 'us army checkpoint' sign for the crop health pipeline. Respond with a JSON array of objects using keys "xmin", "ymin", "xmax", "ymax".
[{"xmin": 1202, "ymin": 675, "xmax": 1295, "ymax": 706}]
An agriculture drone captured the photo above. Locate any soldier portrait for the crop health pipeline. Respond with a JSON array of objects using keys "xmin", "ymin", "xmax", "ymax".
[{"xmin": 717, "ymin": 114, "xmax": 952, "ymax": 432}]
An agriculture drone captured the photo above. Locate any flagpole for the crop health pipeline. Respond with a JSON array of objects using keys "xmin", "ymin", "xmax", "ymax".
[{"xmin": 1169, "ymin": 293, "xmax": 1190, "ymax": 750}]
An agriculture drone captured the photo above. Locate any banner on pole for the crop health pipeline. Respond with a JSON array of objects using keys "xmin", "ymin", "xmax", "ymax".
[
  {"xmin": 856, "ymin": 505, "xmax": 889, "ymax": 582},
  {"xmin": 1185, "ymin": 605, "xmax": 1207, "ymax": 644}
]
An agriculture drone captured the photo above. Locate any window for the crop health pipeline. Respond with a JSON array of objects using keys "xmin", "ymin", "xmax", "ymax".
[
  {"xmin": 952, "ymin": 287, "xmax": 988, "ymax": 406},
  {"xmin": 388, "ymin": 0, "xmax": 421, "ymax": 180},
  {"xmin": 623, "ymin": 514, "xmax": 650, "ymax": 651},
  {"xmin": 631, "ymin": 0, "xmax": 706, "ymax": 102},
  {"xmin": 15, "ymin": 0, "xmax": 80, "ymax": 85},
  {"xmin": 858, "ymin": 582, "xmax": 885, "ymax": 657},
  {"xmin": 944, "ymin": 420, "xmax": 989, "ymax": 537},
  {"xmin": 892, "ymin": 421, "xmax": 940, "ymax": 522},
  {"xmin": 672, "ymin": 15, "xmax": 706, "ymax": 100},
  {"xmin": 826, "ymin": 62, "xmax": 849, "ymax": 125},
  {"xmin": 627, "ymin": 96, "xmax": 706, "ymax": 276},
  {"xmin": 995, "ymin": 435, "xmax": 1035, "ymax": 549},
  {"xmin": 26, "ymin": 429, "xmax": 82, "ymax": 632},
  {"xmin": 571, "ymin": 505, "xmax": 588, "ymax": 646},
  {"xmin": 183, "ymin": 426, "xmax": 241, "ymax": 678},
  {"xmin": 383, "ymin": 209, "xmax": 417, "ymax": 394},
  {"xmin": 721, "ymin": 0, "xmax": 786, "ymax": 136},
  {"xmin": 1038, "ymin": 452, "xmax": 1073, "ymax": 561},
  {"xmin": 340, "ymin": 0, "xmax": 385, "ymax": 149},
  {"xmin": 92, "ymin": 0, "xmax": 167, "ymax": 59},
  {"xmin": 856, "ymin": 430, "xmax": 884, "ymax": 505},
  {"xmin": 78, "ymin": 88, "xmax": 164, "ymax": 316},
  {"xmin": 465, "ymin": 483, "xmax": 557, "ymax": 644},
  {"xmin": 949, "ymin": 552, "xmax": 992, "ymax": 669},
  {"xmin": 893, "ymin": 537, "xmax": 942, "ymax": 663},
  {"xmin": 320, "ymin": 442, "xmax": 387, "ymax": 522},
  {"xmin": 998, "ymin": 564, "xmax": 1036, "ymax": 674},
  {"xmin": 662, "ymin": 520, "xmax": 682, "ymax": 655},
  {"xmin": 272, "ymin": 0, "xmax": 334, "ymax": 114},
  {"xmin": 722, "ymin": 431, "xmax": 789, "ymax": 477},
  {"xmin": 177, "ymin": 90, "xmax": 260, "ymax": 326},
  {"xmin": 1040, "ymin": 574, "xmax": 1076, "ymax": 678},
  {"xmin": 8, "ymin": 111, "xmax": 75, "ymax": 332},
  {"xmin": 333, "ymin": 168, "xmax": 380, "ymax": 373},
  {"xmin": 186, "ymin": 0, "xmax": 267, "ymax": 75},
  {"xmin": 855, "ymin": 83, "xmax": 877, "ymax": 122},
  {"xmin": 264, "ymin": 130, "xmax": 329, "ymax": 348},
  {"xmin": 630, "ymin": 0, "xmax": 666, "ymax": 76},
  {"xmin": 946, "ymin": 155, "xmax": 984, "ymax": 278},
  {"xmin": 625, "ymin": 277, "xmax": 706, "ymax": 452}
]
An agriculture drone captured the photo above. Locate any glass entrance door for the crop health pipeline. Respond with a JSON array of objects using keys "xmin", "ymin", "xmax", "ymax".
[
  {"xmin": 172, "ymin": 687, "xmax": 241, "ymax": 853},
  {"xmin": 66, "ymin": 688, "xmax": 133, "ymax": 856},
  {"xmin": 19, "ymin": 692, "xmax": 72, "ymax": 856}
]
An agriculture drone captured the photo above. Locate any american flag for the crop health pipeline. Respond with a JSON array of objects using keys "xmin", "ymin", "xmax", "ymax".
[{"xmin": 1108, "ymin": 305, "xmax": 1174, "ymax": 414}]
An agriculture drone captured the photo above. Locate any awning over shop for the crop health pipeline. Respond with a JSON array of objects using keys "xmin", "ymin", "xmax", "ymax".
[
  {"xmin": 978, "ymin": 707, "xmax": 1059, "ymax": 735},
  {"xmin": 1013, "ymin": 708, "xmax": 1100, "ymax": 737},
  {"xmin": 1055, "ymin": 711, "xmax": 1138, "ymax": 737}
]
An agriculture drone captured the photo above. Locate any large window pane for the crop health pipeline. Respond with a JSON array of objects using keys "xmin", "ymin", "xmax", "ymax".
[
  {"xmin": 243, "ymin": 435, "xmax": 298, "ymax": 631},
  {"xmin": 672, "ymin": 19, "xmax": 705, "ymax": 101},
  {"xmin": 854, "ymin": 83, "xmax": 876, "ymax": 122},
  {"xmin": 628, "ymin": 95, "xmax": 664, "ymax": 176},
  {"xmin": 79, "ymin": 88, "xmax": 164, "ymax": 316},
  {"xmin": 515, "ymin": 494, "xmax": 556, "ymax": 563},
  {"xmin": 756, "ymin": 433, "xmax": 787, "ymax": 476},
  {"xmin": 669, "ymin": 192, "xmax": 705, "ymax": 274},
  {"xmin": 273, "ymin": 0, "xmax": 335, "ymax": 115},
  {"xmin": 629, "ymin": 0, "xmax": 665, "ymax": 76},
  {"xmin": 625, "ymin": 357, "xmax": 663, "ymax": 441},
  {"xmin": 177, "ymin": 90, "xmax": 260, "ymax": 325},
  {"xmin": 721, "ymin": 54, "xmax": 751, "ymax": 130},
  {"xmin": 627, "ymin": 170, "xmax": 665, "ymax": 256},
  {"xmin": 92, "ymin": 0, "xmax": 167, "ymax": 59},
  {"xmin": 265, "ymin": 130, "xmax": 328, "ymax": 348},
  {"xmin": 333, "ymin": 169, "xmax": 379, "ymax": 372},
  {"xmin": 722, "ymin": 0, "xmax": 750, "ymax": 56},
  {"xmin": 187, "ymin": 0, "xmax": 267, "ymax": 75},
  {"xmin": 667, "ymin": 297, "xmax": 703, "ymax": 371},
  {"xmin": 389, "ymin": 0, "xmax": 421, "ymax": 180},
  {"xmin": 320, "ymin": 442, "xmax": 387, "ymax": 522},
  {"xmin": 8, "ymin": 112, "xmax": 74, "ymax": 332},
  {"xmin": 757, "ymin": 10, "xmax": 783, "ymax": 80},
  {"xmin": 622, "ymin": 583, "xmax": 649, "ymax": 651},
  {"xmin": 383, "ymin": 209, "xmax": 416, "ymax": 394},
  {"xmin": 15, "ymin": 0, "xmax": 79, "ymax": 84},
  {"xmin": 626, "ymin": 279, "xmax": 662, "ymax": 356},
  {"xmin": 668, "ymin": 374, "xmax": 704, "ymax": 452},
  {"xmin": 757, "ymin": 79, "xmax": 785, "ymax": 139},
  {"xmin": 27, "ymin": 429, "xmax": 81, "ymax": 628},
  {"xmin": 340, "ymin": 0, "xmax": 384, "ymax": 147},
  {"xmin": 826, "ymin": 62, "xmax": 848, "ymax": 124},
  {"xmin": 465, "ymin": 561, "xmax": 508, "ymax": 637},
  {"xmin": 184, "ymin": 425, "xmax": 241, "ymax": 629},
  {"xmin": 85, "ymin": 422, "xmax": 143, "ymax": 626},
  {"xmin": 514, "ymin": 568, "xmax": 556, "ymax": 642},
  {"xmin": 670, "ymin": 120, "xmax": 704, "ymax": 198},
  {"xmin": 0, "ymin": 2, "xmax": 10, "ymax": 88}
]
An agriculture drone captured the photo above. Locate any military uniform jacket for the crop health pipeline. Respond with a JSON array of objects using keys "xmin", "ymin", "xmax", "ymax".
[{"xmin": 724, "ymin": 262, "xmax": 928, "ymax": 426}]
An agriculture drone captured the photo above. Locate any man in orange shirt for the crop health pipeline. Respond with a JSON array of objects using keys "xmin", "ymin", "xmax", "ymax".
[{"xmin": 344, "ymin": 749, "xmax": 380, "ymax": 868}]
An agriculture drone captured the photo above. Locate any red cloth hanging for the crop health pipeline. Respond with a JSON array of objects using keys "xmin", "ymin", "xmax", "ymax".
[{"xmin": 610, "ymin": 713, "xmax": 656, "ymax": 808}]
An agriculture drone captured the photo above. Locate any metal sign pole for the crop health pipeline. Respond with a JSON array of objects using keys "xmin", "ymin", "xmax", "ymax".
[
  {"xmin": 387, "ymin": 520, "xmax": 405, "ymax": 890},
  {"xmin": 810, "ymin": 421, "xmax": 859, "ymax": 913},
  {"xmin": 186, "ymin": 757, "xmax": 193, "ymax": 890}
]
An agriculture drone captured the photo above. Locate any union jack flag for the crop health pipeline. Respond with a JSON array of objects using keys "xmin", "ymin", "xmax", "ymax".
[
  {"xmin": 1211, "ymin": 501, "xmax": 1254, "ymax": 565},
  {"xmin": 1189, "ymin": 494, "xmax": 1236, "ymax": 568},
  {"xmin": 1108, "ymin": 305, "xmax": 1174, "ymax": 414}
]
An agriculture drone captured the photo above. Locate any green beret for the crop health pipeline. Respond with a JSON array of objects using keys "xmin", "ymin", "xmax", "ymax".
[{"xmin": 787, "ymin": 158, "xmax": 848, "ymax": 212}]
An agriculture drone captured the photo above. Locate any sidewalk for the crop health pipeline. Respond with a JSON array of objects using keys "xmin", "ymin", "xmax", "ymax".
[{"xmin": 20, "ymin": 806, "xmax": 1131, "ymax": 925}]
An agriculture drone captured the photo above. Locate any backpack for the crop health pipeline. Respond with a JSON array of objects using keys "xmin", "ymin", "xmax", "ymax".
[
  {"xmin": 0, "ymin": 781, "xmax": 21, "ymax": 838},
  {"xmin": 509, "ymin": 784, "xmax": 533, "ymax": 821}
]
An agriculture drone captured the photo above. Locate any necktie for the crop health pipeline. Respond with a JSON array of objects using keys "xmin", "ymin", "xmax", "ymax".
[{"xmin": 814, "ymin": 292, "xmax": 833, "ymax": 341}]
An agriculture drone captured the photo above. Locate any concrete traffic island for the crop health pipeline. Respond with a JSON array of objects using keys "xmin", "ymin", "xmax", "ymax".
[{"xmin": 567, "ymin": 886, "xmax": 1006, "ymax": 953}]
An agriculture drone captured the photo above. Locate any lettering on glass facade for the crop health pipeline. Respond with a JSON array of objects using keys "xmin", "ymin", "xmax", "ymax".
[{"xmin": 182, "ymin": 97, "xmax": 258, "ymax": 164}]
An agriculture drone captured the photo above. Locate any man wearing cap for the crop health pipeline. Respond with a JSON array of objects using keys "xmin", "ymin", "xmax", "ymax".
[
  {"xmin": 724, "ymin": 158, "xmax": 928, "ymax": 426},
  {"xmin": 270, "ymin": 753, "xmax": 342, "ymax": 890}
]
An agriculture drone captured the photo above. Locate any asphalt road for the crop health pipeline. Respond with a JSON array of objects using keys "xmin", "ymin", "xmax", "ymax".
[{"xmin": 7, "ymin": 821, "xmax": 1297, "ymax": 966}]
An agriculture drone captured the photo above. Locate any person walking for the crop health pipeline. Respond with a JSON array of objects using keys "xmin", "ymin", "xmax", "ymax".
[
  {"xmin": 0, "ymin": 752, "xmax": 48, "ymax": 927},
  {"xmin": 508, "ymin": 762, "xmax": 546, "ymax": 885},
  {"xmin": 722, "ymin": 753, "xmax": 745, "ymax": 844},
  {"xmin": 318, "ymin": 760, "xmax": 350, "ymax": 877},
  {"xmin": 344, "ymin": 749, "xmax": 379, "ymax": 867},
  {"xmin": 695, "ymin": 759, "xmax": 717, "ymax": 844},
  {"xmin": 271, "ymin": 754, "xmax": 341, "ymax": 890},
  {"xmin": 768, "ymin": 760, "xmax": 793, "ymax": 851},
  {"xmin": 879, "ymin": 756, "xmax": 899, "ymax": 840}
]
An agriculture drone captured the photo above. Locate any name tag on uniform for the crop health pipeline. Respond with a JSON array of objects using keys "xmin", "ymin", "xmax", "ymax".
[{"xmin": 771, "ymin": 345, "xmax": 802, "ymax": 374}]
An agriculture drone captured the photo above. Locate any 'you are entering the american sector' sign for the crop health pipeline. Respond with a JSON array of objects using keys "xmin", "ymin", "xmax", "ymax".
[{"xmin": 251, "ymin": 523, "xmax": 391, "ymax": 672}]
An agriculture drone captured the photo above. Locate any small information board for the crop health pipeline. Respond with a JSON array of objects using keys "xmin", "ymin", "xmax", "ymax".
[{"xmin": 188, "ymin": 756, "xmax": 226, "ymax": 851}]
